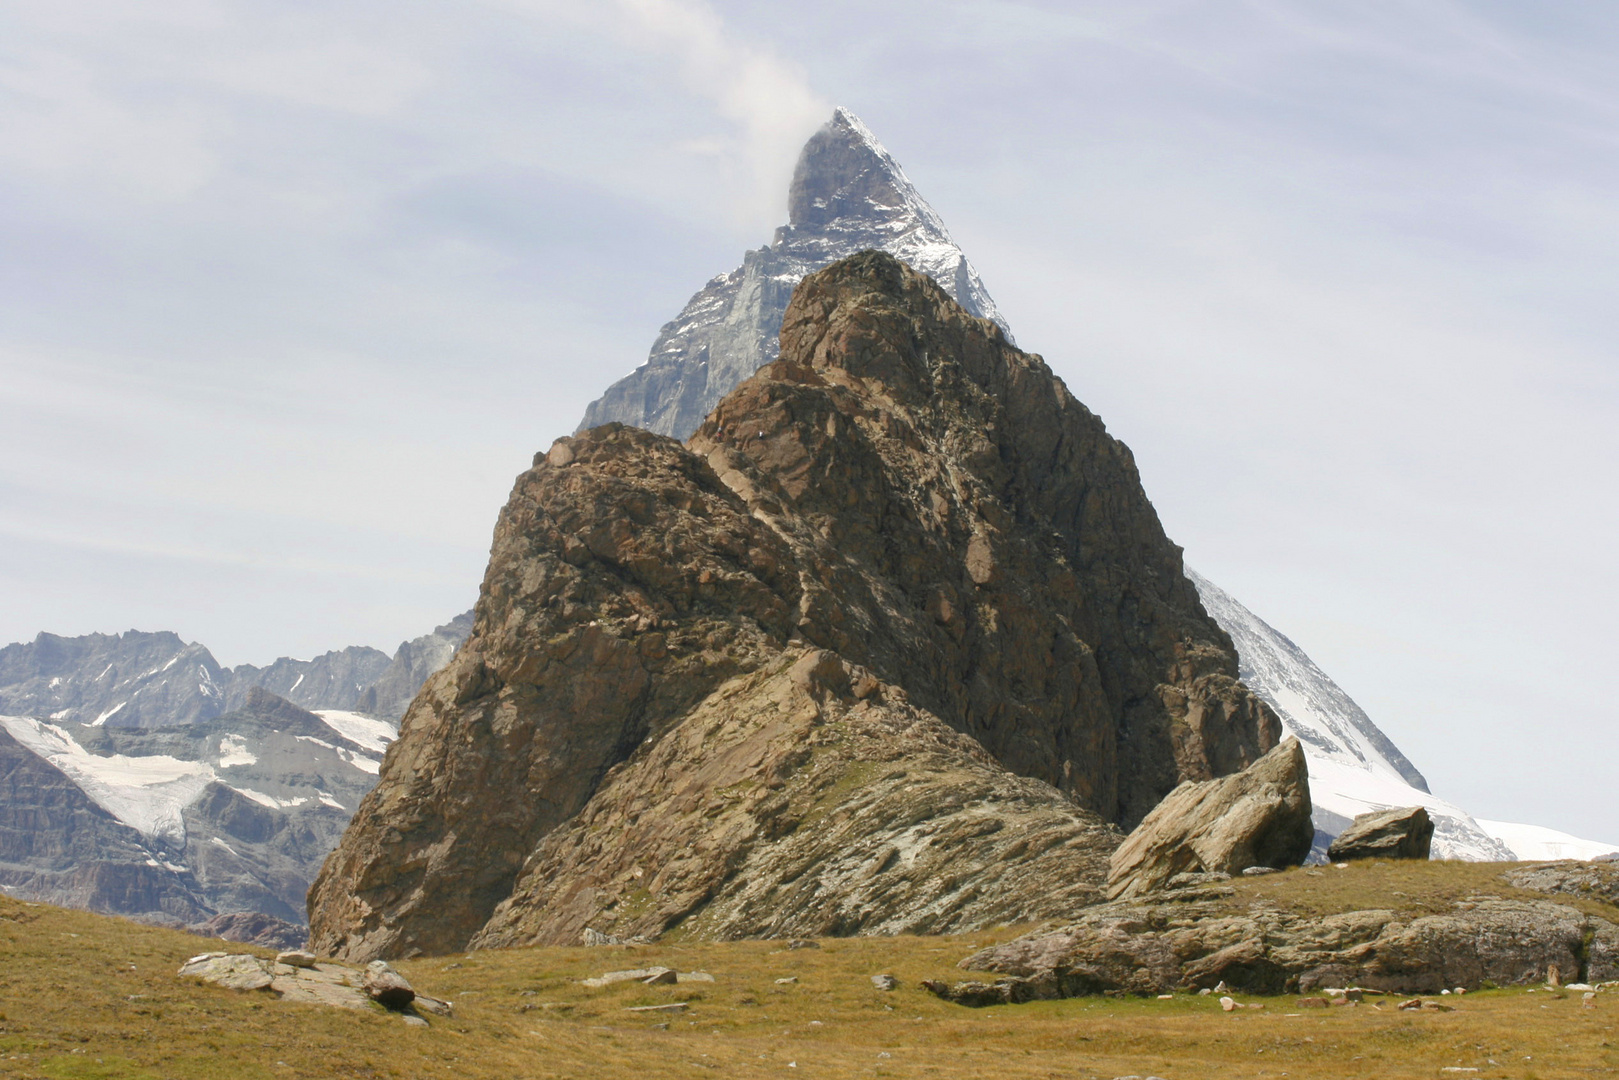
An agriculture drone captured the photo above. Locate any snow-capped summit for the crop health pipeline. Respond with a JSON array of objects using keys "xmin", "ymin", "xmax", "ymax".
[{"xmin": 577, "ymin": 108, "xmax": 1010, "ymax": 441}]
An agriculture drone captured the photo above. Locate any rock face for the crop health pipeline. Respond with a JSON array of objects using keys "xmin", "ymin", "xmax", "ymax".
[
  {"xmin": 578, "ymin": 108, "xmax": 1011, "ymax": 442},
  {"xmin": 933, "ymin": 895, "xmax": 1619, "ymax": 1002},
  {"xmin": 1327, "ymin": 806, "xmax": 1434, "ymax": 862},
  {"xmin": 1107, "ymin": 738, "xmax": 1312, "ymax": 902},
  {"xmin": 472, "ymin": 650, "xmax": 1119, "ymax": 948},
  {"xmin": 309, "ymin": 251, "xmax": 1279, "ymax": 961}
]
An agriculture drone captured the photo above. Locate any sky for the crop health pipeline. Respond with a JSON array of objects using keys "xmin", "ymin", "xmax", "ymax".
[{"xmin": 3, "ymin": 1, "xmax": 1617, "ymax": 842}]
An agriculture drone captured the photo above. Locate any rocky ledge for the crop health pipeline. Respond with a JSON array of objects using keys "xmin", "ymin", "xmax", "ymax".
[{"xmin": 925, "ymin": 860, "xmax": 1619, "ymax": 1005}]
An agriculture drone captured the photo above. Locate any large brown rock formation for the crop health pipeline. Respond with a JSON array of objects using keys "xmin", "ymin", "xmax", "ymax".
[{"xmin": 307, "ymin": 251, "xmax": 1280, "ymax": 961}]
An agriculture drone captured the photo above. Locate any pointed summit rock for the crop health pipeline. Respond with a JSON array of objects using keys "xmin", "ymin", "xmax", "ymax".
[
  {"xmin": 577, "ymin": 108, "xmax": 1009, "ymax": 441},
  {"xmin": 308, "ymin": 252, "xmax": 1281, "ymax": 961}
]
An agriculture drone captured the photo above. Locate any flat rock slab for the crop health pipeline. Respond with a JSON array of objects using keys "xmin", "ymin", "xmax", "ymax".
[
  {"xmin": 580, "ymin": 967, "xmax": 713, "ymax": 988},
  {"xmin": 179, "ymin": 952, "xmax": 448, "ymax": 1020},
  {"xmin": 624, "ymin": 1002, "xmax": 689, "ymax": 1013}
]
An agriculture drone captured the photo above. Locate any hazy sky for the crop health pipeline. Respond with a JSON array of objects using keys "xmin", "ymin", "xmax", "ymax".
[{"xmin": 3, "ymin": 1, "xmax": 1616, "ymax": 842}]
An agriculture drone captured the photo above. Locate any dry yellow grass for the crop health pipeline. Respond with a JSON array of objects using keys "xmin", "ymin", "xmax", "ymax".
[{"xmin": 2, "ymin": 863, "xmax": 1617, "ymax": 1080}]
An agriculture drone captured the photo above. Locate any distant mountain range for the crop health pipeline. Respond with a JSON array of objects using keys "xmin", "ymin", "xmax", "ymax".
[{"xmin": 0, "ymin": 614, "xmax": 470, "ymax": 931}]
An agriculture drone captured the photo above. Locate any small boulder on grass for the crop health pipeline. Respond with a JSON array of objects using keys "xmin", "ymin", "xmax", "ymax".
[{"xmin": 364, "ymin": 961, "xmax": 416, "ymax": 1009}]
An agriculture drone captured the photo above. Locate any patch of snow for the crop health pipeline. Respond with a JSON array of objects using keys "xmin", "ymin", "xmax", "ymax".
[
  {"xmin": 97, "ymin": 664, "xmax": 113, "ymax": 681},
  {"xmin": 1476, "ymin": 820, "xmax": 1619, "ymax": 862},
  {"xmin": 49, "ymin": 709, "xmax": 71, "ymax": 720},
  {"xmin": 217, "ymin": 734, "xmax": 256, "ymax": 768},
  {"xmin": 294, "ymin": 735, "xmax": 336, "ymax": 750},
  {"xmin": 314, "ymin": 710, "xmax": 397, "ymax": 754},
  {"xmin": 316, "ymin": 791, "xmax": 346, "ymax": 811},
  {"xmin": 161, "ymin": 654, "xmax": 179, "ymax": 672},
  {"xmin": 290, "ymin": 672, "xmax": 304, "ymax": 692},
  {"xmin": 92, "ymin": 701, "xmax": 126, "ymax": 726},
  {"xmin": 339, "ymin": 748, "xmax": 381, "ymax": 775},
  {"xmin": 48, "ymin": 676, "xmax": 62, "ymax": 689},
  {"xmin": 229, "ymin": 787, "xmax": 310, "ymax": 810},
  {"xmin": 209, "ymin": 836, "xmax": 240, "ymax": 858},
  {"xmin": 0, "ymin": 714, "xmax": 215, "ymax": 844}
]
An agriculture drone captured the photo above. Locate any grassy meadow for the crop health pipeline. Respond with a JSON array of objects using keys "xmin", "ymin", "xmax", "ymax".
[{"xmin": 1, "ymin": 861, "xmax": 1616, "ymax": 1079}]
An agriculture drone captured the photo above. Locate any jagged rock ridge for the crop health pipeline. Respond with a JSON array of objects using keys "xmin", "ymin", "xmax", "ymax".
[
  {"xmin": 309, "ymin": 251, "xmax": 1280, "ymax": 961},
  {"xmin": 0, "ymin": 615, "xmax": 473, "ymax": 731},
  {"xmin": 578, "ymin": 108, "xmax": 1010, "ymax": 442}
]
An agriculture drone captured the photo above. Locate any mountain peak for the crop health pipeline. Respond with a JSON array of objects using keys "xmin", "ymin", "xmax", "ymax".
[
  {"xmin": 785, "ymin": 108, "xmax": 939, "ymax": 234},
  {"xmin": 576, "ymin": 109, "xmax": 1010, "ymax": 442}
]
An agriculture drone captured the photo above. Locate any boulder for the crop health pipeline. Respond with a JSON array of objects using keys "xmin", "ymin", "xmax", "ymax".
[
  {"xmin": 871, "ymin": 974, "xmax": 899, "ymax": 991},
  {"xmin": 363, "ymin": 960, "xmax": 415, "ymax": 1009},
  {"xmin": 179, "ymin": 952, "xmax": 274, "ymax": 992},
  {"xmin": 1327, "ymin": 806, "xmax": 1433, "ymax": 862},
  {"xmin": 1107, "ymin": 738, "xmax": 1312, "ymax": 901},
  {"xmin": 276, "ymin": 950, "xmax": 317, "ymax": 968}
]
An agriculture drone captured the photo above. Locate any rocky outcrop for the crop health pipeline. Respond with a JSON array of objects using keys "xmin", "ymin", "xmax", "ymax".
[
  {"xmin": 309, "ymin": 251, "xmax": 1279, "ymax": 961},
  {"xmin": 578, "ymin": 109, "xmax": 1011, "ymax": 442},
  {"xmin": 931, "ymin": 895, "xmax": 1619, "ymax": 1003},
  {"xmin": 1504, "ymin": 860, "xmax": 1619, "ymax": 907},
  {"xmin": 1328, "ymin": 806, "xmax": 1434, "ymax": 862},
  {"xmin": 1107, "ymin": 738, "xmax": 1312, "ymax": 902}
]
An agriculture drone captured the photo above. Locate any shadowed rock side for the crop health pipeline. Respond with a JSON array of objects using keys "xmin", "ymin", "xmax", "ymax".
[{"xmin": 308, "ymin": 252, "xmax": 1279, "ymax": 961}]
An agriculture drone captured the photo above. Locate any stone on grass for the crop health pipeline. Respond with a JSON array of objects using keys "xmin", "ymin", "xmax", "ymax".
[
  {"xmin": 179, "ymin": 953, "xmax": 274, "ymax": 992},
  {"xmin": 1327, "ymin": 806, "xmax": 1434, "ymax": 862},
  {"xmin": 364, "ymin": 960, "xmax": 416, "ymax": 1009},
  {"xmin": 580, "ymin": 967, "xmax": 678, "ymax": 988},
  {"xmin": 1107, "ymin": 738, "xmax": 1313, "ymax": 902},
  {"xmin": 871, "ymin": 974, "xmax": 899, "ymax": 991}
]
